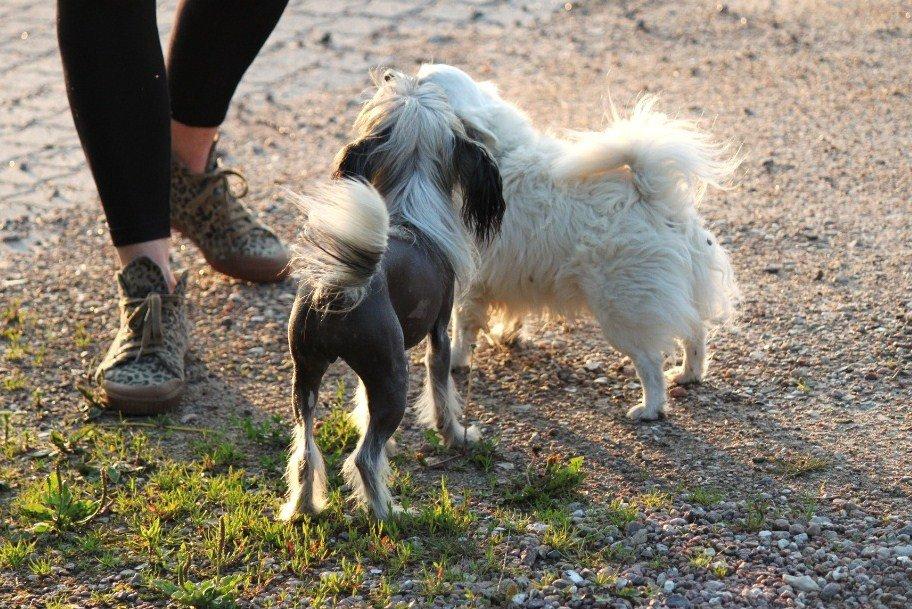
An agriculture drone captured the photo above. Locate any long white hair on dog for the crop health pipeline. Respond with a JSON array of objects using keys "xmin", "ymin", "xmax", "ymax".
[
  {"xmin": 290, "ymin": 179, "xmax": 389, "ymax": 308},
  {"xmin": 552, "ymin": 96, "xmax": 741, "ymax": 326},
  {"xmin": 337, "ymin": 71, "xmax": 481, "ymax": 286}
]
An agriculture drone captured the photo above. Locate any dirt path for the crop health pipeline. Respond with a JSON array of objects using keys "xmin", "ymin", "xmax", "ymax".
[{"xmin": 2, "ymin": 2, "xmax": 911, "ymax": 608}]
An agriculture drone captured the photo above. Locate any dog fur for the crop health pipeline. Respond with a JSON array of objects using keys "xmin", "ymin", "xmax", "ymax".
[
  {"xmin": 280, "ymin": 70, "xmax": 505, "ymax": 520},
  {"xmin": 417, "ymin": 64, "xmax": 739, "ymax": 421}
]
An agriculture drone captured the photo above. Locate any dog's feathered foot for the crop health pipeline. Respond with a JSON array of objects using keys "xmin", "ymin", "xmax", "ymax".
[{"xmin": 626, "ymin": 402, "xmax": 666, "ymax": 421}]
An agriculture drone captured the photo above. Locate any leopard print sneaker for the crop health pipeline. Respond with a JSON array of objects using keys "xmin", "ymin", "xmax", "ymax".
[
  {"xmin": 95, "ymin": 257, "xmax": 190, "ymax": 415},
  {"xmin": 171, "ymin": 146, "xmax": 290, "ymax": 283}
]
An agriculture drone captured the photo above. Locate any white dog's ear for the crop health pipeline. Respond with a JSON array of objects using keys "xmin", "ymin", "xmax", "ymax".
[{"xmin": 459, "ymin": 113, "xmax": 499, "ymax": 150}]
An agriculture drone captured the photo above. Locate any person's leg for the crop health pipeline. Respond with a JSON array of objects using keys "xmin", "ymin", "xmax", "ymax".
[
  {"xmin": 58, "ymin": 0, "xmax": 190, "ymax": 414},
  {"xmin": 167, "ymin": 0, "xmax": 290, "ymax": 171},
  {"xmin": 163, "ymin": 0, "xmax": 293, "ymax": 283},
  {"xmin": 57, "ymin": 0, "xmax": 175, "ymax": 289}
]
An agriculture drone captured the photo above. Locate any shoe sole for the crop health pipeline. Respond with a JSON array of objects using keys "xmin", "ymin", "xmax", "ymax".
[
  {"xmin": 172, "ymin": 226, "xmax": 290, "ymax": 284},
  {"xmin": 207, "ymin": 256, "xmax": 290, "ymax": 284},
  {"xmin": 102, "ymin": 383, "xmax": 185, "ymax": 416}
]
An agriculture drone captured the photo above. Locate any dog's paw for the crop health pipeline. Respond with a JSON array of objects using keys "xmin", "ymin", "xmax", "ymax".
[
  {"xmin": 450, "ymin": 343, "xmax": 473, "ymax": 371},
  {"xmin": 668, "ymin": 367, "xmax": 702, "ymax": 386},
  {"xmin": 446, "ymin": 424, "xmax": 482, "ymax": 447},
  {"xmin": 278, "ymin": 500, "xmax": 299, "ymax": 522},
  {"xmin": 626, "ymin": 403, "xmax": 664, "ymax": 421},
  {"xmin": 486, "ymin": 322, "xmax": 524, "ymax": 348},
  {"xmin": 278, "ymin": 497, "xmax": 323, "ymax": 522}
]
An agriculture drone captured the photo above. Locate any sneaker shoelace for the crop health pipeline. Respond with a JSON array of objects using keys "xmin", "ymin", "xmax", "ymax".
[
  {"xmin": 114, "ymin": 292, "xmax": 182, "ymax": 370},
  {"xmin": 199, "ymin": 168, "xmax": 269, "ymax": 240}
]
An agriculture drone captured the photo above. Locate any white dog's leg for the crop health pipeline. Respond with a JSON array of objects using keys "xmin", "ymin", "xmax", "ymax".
[
  {"xmin": 451, "ymin": 292, "xmax": 487, "ymax": 370},
  {"xmin": 672, "ymin": 326, "xmax": 706, "ymax": 385},
  {"xmin": 625, "ymin": 350, "xmax": 667, "ymax": 421},
  {"xmin": 594, "ymin": 313, "xmax": 668, "ymax": 421},
  {"xmin": 486, "ymin": 315, "xmax": 524, "ymax": 348}
]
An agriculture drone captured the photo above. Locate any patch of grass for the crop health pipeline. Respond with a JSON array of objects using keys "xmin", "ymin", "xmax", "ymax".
[
  {"xmin": 0, "ymin": 538, "xmax": 35, "ymax": 569},
  {"xmin": 28, "ymin": 556, "xmax": 54, "ymax": 577},
  {"xmin": 773, "ymin": 452, "xmax": 831, "ymax": 478},
  {"xmin": 2, "ymin": 371, "xmax": 26, "ymax": 392},
  {"xmin": 234, "ymin": 414, "xmax": 289, "ymax": 449},
  {"xmin": 502, "ymin": 455, "xmax": 585, "ymax": 510},
  {"xmin": 153, "ymin": 571, "xmax": 243, "ymax": 609},
  {"xmin": 711, "ymin": 561, "xmax": 729, "ymax": 578},
  {"xmin": 419, "ymin": 560, "xmax": 459, "ymax": 597},
  {"xmin": 603, "ymin": 500, "xmax": 639, "ymax": 528},
  {"xmin": 370, "ymin": 576, "xmax": 393, "ymax": 608},
  {"xmin": 193, "ymin": 435, "xmax": 244, "ymax": 470},
  {"xmin": 689, "ymin": 548, "xmax": 714, "ymax": 569},
  {"xmin": 690, "ymin": 486, "xmax": 725, "ymax": 507},
  {"xmin": 15, "ymin": 465, "xmax": 108, "ymax": 533},
  {"xmin": 5, "ymin": 342, "xmax": 26, "ymax": 362},
  {"xmin": 744, "ymin": 498, "xmax": 771, "ymax": 532},
  {"xmin": 466, "ymin": 437, "xmax": 497, "ymax": 472},
  {"xmin": 313, "ymin": 557, "xmax": 364, "ymax": 603},
  {"xmin": 73, "ymin": 321, "xmax": 92, "ymax": 349},
  {"xmin": 407, "ymin": 478, "xmax": 474, "ymax": 537},
  {"xmin": 542, "ymin": 518, "xmax": 583, "ymax": 557},
  {"xmin": 316, "ymin": 405, "xmax": 359, "ymax": 458},
  {"xmin": 793, "ymin": 491, "xmax": 819, "ymax": 520},
  {"xmin": 2, "ymin": 299, "xmax": 25, "ymax": 325},
  {"xmin": 635, "ymin": 490, "xmax": 672, "ymax": 511}
]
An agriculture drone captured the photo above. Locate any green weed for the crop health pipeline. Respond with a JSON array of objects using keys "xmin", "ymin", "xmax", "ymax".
[
  {"xmin": 0, "ymin": 538, "xmax": 35, "ymax": 569},
  {"xmin": 503, "ymin": 455, "xmax": 585, "ymax": 509},
  {"xmin": 773, "ymin": 453, "xmax": 831, "ymax": 478},
  {"xmin": 690, "ymin": 486, "xmax": 725, "ymax": 507}
]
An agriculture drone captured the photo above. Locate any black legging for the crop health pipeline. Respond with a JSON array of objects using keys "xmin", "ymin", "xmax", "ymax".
[{"xmin": 57, "ymin": 0, "xmax": 289, "ymax": 246}]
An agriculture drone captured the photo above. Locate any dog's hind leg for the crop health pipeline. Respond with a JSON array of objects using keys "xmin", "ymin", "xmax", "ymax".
[
  {"xmin": 624, "ymin": 349, "xmax": 667, "ymax": 421},
  {"xmin": 451, "ymin": 289, "xmax": 487, "ymax": 370},
  {"xmin": 594, "ymin": 315, "xmax": 668, "ymax": 421},
  {"xmin": 418, "ymin": 317, "xmax": 482, "ymax": 447},
  {"xmin": 351, "ymin": 379, "xmax": 398, "ymax": 457},
  {"xmin": 671, "ymin": 325, "xmax": 706, "ymax": 385},
  {"xmin": 344, "ymin": 336, "xmax": 408, "ymax": 519},
  {"xmin": 279, "ymin": 356, "xmax": 330, "ymax": 520}
]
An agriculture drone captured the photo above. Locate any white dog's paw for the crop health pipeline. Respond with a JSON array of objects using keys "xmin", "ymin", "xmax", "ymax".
[
  {"xmin": 626, "ymin": 403, "xmax": 664, "ymax": 421},
  {"xmin": 486, "ymin": 321, "xmax": 524, "ymax": 348},
  {"xmin": 450, "ymin": 347, "xmax": 472, "ymax": 371},
  {"xmin": 278, "ymin": 500, "xmax": 299, "ymax": 522},
  {"xmin": 668, "ymin": 367, "xmax": 702, "ymax": 386}
]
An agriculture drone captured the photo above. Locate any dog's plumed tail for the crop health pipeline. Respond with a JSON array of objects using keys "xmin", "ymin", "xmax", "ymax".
[
  {"xmin": 554, "ymin": 96, "xmax": 740, "ymax": 328},
  {"xmin": 291, "ymin": 179, "xmax": 389, "ymax": 308},
  {"xmin": 552, "ymin": 96, "xmax": 739, "ymax": 215}
]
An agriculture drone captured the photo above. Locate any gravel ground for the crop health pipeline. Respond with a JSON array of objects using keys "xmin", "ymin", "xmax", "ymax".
[{"xmin": 2, "ymin": 1, "xmax": 911, "ymax": 608}]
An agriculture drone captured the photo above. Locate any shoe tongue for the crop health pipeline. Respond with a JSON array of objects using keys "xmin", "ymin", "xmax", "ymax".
[{"xmin": 117, "ymin": 257, "xmax": 169, "ymax": 298}]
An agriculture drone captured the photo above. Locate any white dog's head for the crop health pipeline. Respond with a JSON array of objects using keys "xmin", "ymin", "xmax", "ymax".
[{"xmin": 417, "ymin": 64, "xmax": 533, "ymax": 156}]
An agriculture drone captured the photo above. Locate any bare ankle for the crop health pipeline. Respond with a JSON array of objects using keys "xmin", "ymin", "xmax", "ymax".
[
  {"xmin": 171, "ymin": 120, "xmax": 218, "ymax": 173},
  {"xmin": 115, "ymin": 238, "xmax": 176, "ymax": 292}
]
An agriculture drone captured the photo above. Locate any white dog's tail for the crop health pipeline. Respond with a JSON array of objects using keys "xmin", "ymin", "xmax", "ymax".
[
  {"xmin": 554, "ymin": 96, "xmax": 740, "ymax": 327},
  {"xmin": 291, "ymin": 179, "xmax": 389, "ymax": 308},
  {"xmin": 552, "ymin": 96, "xmax": 738, "ymax": 217}
]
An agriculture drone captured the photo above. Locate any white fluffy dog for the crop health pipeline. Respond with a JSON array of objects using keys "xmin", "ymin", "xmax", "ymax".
[{"xmin": 417, "ymin": 64, "xmax": 740, "ymax": 421}]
